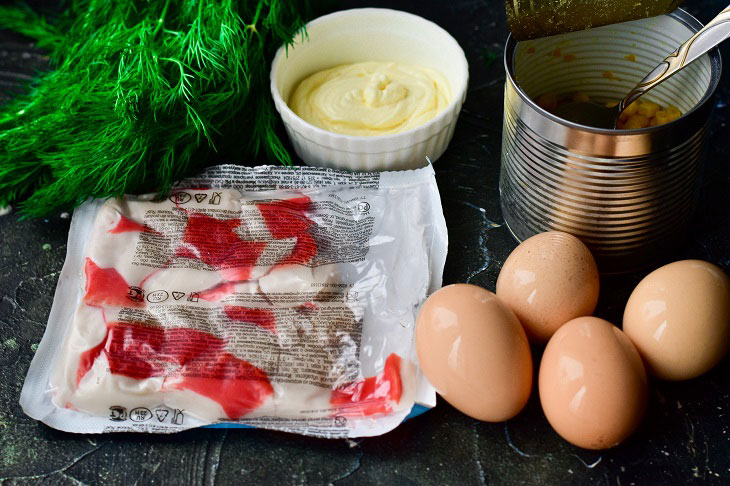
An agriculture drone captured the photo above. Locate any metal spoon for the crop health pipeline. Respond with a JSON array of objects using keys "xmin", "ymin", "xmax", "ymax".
[{"xmin": 554, "ymin": 5, "xmax": 730, "ymax": 129}]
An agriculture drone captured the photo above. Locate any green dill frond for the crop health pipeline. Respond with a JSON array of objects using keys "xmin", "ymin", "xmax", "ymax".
[
  {"xmin": 0, "ymin": 0, "xmax": 318, "ymax": 217},
  {"xmin": 0, "ymin": 4, "xmax": 64, "ymax": 50}
]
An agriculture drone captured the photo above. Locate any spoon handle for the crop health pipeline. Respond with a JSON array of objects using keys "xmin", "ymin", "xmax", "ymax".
[{"xmin": 620, "ymin": 5, "xmax": 730, "ymax": 111}]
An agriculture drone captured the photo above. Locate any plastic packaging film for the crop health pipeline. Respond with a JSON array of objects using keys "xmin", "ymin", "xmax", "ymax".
[
  {"xmin": 505, "ymin": 0, "xmax": 684, "ymax": 40},
  {"xmin": 19, "ymin": 164, "xmax": 447, "ymax": 438}
]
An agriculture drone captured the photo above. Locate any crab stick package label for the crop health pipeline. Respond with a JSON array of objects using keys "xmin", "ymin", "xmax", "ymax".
[{"xmin": 20, "ymin": 165, "xmax": 447, "ymax": 437}]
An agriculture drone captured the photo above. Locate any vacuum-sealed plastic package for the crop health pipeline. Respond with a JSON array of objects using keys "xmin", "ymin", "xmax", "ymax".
[{"xmin": 20, "ymin": 164, "xmax": 447, "ymax": 437}]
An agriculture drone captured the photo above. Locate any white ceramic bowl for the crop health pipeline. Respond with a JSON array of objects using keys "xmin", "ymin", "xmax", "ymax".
[{"xmin": 270, "ymin": 8, "xmax": 469, "ymax": 171}]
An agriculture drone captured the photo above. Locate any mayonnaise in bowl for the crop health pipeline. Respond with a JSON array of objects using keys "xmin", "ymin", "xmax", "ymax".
[{"xmin": 288, "ymin": 61, "xmax": 451, "ymax": 136}]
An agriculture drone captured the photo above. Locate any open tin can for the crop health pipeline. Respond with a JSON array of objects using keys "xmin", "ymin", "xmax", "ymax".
[{"xmin": 500, "ymin": 9, "xmax": 722, "ymax": 273}]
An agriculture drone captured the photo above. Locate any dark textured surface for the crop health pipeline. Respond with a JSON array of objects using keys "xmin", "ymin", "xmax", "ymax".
[{"xmin": 1, "ymin": 0, "xmax": 729, "ymax": 484}]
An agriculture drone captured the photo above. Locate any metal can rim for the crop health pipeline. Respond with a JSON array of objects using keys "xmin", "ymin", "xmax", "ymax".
[{"xmin": 502, "ymin": 8, "xmax": 723, "ymax": 136}]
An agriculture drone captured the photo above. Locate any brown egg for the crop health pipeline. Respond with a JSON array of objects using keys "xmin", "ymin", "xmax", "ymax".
[
  {"xmin": 496, "ymin": 231, "xmax": 599, "ymax": 342},
  {"xmin": 415, "ymin": 284, "xmax": 533, "ymax": 422},
  {"xmin": 539, "ymin": 316, "xmax": 647, "ymax": 450},
  {"xmin": 623, "ymin": 260, "xmax": 730, "ymax": 380}
]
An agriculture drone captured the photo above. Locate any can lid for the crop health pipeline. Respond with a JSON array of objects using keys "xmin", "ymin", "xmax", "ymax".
[{"xmin": 505, "ymin": 0, "xmax": 684, "ymax": 40}]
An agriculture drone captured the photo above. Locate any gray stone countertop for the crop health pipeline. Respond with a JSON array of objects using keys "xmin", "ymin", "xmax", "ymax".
[{"xmin": 1, "ymin": 0, "xmax": 729, "ymax": 484}]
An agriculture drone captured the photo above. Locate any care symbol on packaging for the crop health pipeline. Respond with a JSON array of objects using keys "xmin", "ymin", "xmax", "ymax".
[
  {"xmin": 169, "ymin": 192, "xmax": 191, "ymax": 205},
  {"xmin": 109, "ymin": 406, "xmax": 127, "ymax": 421},
  {"xmin": 194, "ymin": 193, "xmax": 208, "ymax": 203},
  {"xmin": 129, "ymin": 407, "xmax": 152, "ymax": 422},
  {"xmin": 155, "ymin": 408, "xmax": 169, "ymax": 422},
  {"xmin": 172, "ymin": 409, "xmax": 184, "ymax": 425},
  {"xmin": 127, "ymin": 286, "xmax": 144, "ymax": 303},
  {"xmin": 146, "ymin": 290, "xmax": 169, "ymax": 303},
  {"xmin": 209, "ymin": 192, "xmax": 222, "ymax": 205},
  {"xmin": 172, "ymin": 291, "xmax": 185, "ymax": 301},
  {"xmin": 187, "ymin": 292, "xmax": 199, "ymax": 303}
]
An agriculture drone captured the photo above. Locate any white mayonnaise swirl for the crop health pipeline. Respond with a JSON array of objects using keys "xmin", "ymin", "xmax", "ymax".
[{"xmin": 288, "ymin": 61, "xmax": 450, "ymax": 136}]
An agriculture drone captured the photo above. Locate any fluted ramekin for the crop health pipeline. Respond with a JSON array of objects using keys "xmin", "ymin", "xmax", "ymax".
[{"xmin": 270, "ymin": 8, "xmax": 469, "ymax": 171}]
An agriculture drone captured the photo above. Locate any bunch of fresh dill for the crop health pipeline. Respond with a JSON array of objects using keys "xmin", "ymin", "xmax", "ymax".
[{"xmin": 0, "ymin": 0, "xmax": 316, "ymax": 216}]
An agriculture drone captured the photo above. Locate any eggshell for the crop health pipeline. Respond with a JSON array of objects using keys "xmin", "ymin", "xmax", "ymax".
[
  {"xmin": 539, "ymin": 316, "xmax": 647, "ymax": 450},
  {"xmin": 415, "ymin": 284, "xmax": 533, "ymax": 422},
  {"xmin": 623, "ymin": 260, "xmax": 730, "ymax": 381},
  {"xmin": 496, "ymin": 231, "xmax": 599, "ymax": 342}
]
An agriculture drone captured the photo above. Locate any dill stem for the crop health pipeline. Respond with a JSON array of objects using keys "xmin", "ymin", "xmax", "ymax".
[
  {"xmin": 251, "ymin": 1, "xmax": 264, "ymax": 27},
  {"xmin": 0, "ymin": 112, "xmax": 17, "ymax": 126},
  {"xmin": 152, "ymin": 0, "xmax": 172, "ymax": 36}
]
